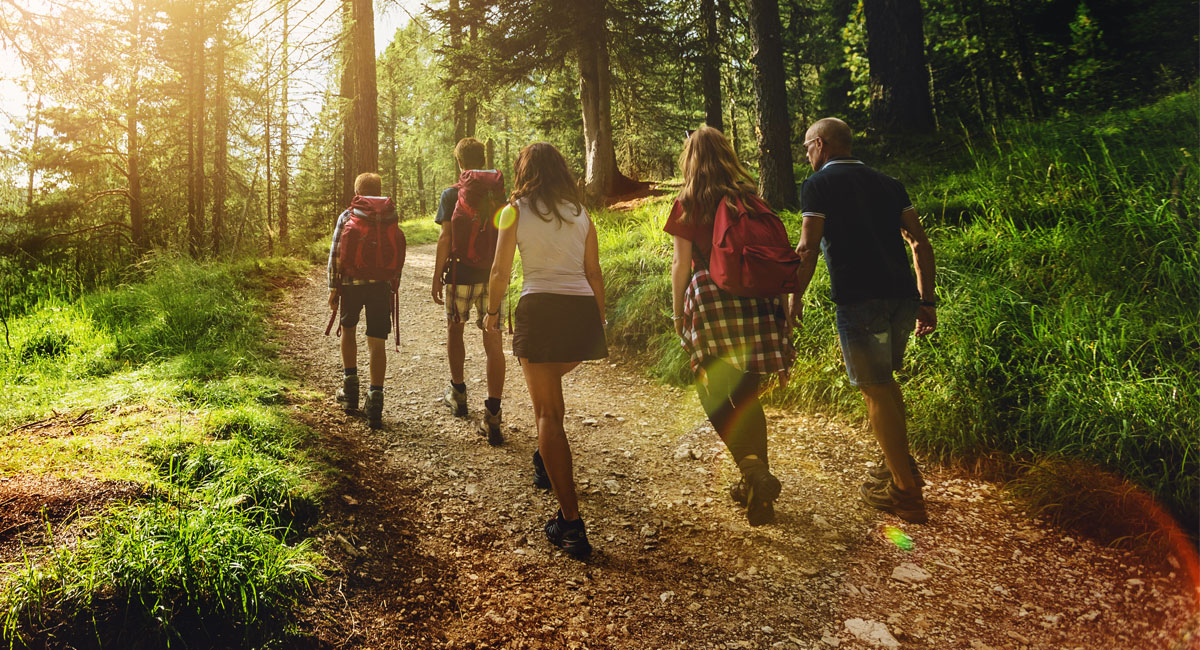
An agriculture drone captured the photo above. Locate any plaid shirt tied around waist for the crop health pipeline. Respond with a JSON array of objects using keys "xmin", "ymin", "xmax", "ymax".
[{"xmin": 681, "ymin": 268, "xmax": 796, "ymax": 375}]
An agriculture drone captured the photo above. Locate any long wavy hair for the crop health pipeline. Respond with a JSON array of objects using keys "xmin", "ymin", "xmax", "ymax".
[
  {"xmin": 510, "ymin": 142, "xmax": 584, "ymax": 225},
  {"xmin": 676, "ymin": 126, "xmax": 759, "ymax": 225}
]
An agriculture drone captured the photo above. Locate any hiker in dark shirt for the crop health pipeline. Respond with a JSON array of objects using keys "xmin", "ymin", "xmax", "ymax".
[
  {"xmin": 432, "ymin": 138, "xmax": 507, "ymax": 445},
  {"xmin": 792, "ymin": 117, "xmax": 938, "ymax": 524}
]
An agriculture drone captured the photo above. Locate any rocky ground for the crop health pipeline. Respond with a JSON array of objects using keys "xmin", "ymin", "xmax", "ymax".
[{"xmin": 278, "ymin": 243, "xmax": 1198, "ymax": 650}]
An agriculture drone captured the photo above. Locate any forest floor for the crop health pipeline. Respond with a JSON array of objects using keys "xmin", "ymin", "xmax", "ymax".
[{"xmin": 279, "ymin": 243, "xmax": 1198, "ymax": 650}]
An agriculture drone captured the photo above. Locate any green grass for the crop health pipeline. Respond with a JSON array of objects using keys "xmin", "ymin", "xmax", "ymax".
[
  {"xmin": 0, "ymin": 254, "xmax": 325, "ymax": 646},
  {"xmin": 593, "ymin": 90, "xmax": 1199, "ymax": 529}
]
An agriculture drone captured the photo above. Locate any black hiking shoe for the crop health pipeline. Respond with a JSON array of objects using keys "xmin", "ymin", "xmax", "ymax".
[
  {"xmin": 866, "ymin": 454, "xmax": 926, "ymax": 489},
  {"xmin": 737, "ymin": 457, "xmax": 782, "ymax": 527},
  {"xmin": 532, "ymin": 449, "xmax": 551, "ymax": 490},
  {"xmin": 860, "ymin": 478, "xmax": 928, "ymax": 524},
  {"xmin": 479, "ymin": 408, "xmax": 503, "ymax": 446},
  {"xmin": 545, "ymin": 510, "xmax": 592, "ymax": 560},
  {"xmin": 365, "ymin": 389, "xmax": 383, "ymax": 430},
  {"xmin": 336, "ymin": 375, "xmax": 359, "ymax": 413},
  {"xmin": 442, "ymin": 384, "xmax": 467, "ymax": 417}
]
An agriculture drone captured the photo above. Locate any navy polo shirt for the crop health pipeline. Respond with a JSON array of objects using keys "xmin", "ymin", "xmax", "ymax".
[{"xmin": 800, "ymin": 157, "xmax": 919, "ymax": 305}]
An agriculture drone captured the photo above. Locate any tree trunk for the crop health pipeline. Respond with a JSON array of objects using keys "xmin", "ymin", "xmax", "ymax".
[
  {"xmin": 416, "ymin": 155, "xmax": 426, "ymax": 215},
  {"xmin": 578, "ymin": 0, "xmax": 614, "ymax": 204},
  {"xmin": 486, "ymin": 137, "xmax": 495, "ymax": 169},
  {"xmin": 26, "ymin": 96, "xmax": 41, "ymax": 209},
  {"xmin": 746, "ymin": 0, "xmax": 797, "ymax": 209},
  {"xmin": 450, "ymin": 0, "xmax": 465, "ymax": 143},
  {"xmin": 1005, "ymin": 0, "xmax": 1045, "ymax": 118},
  {"xmin": 212, "ymin": 22, "xmax": 227, "ymax": 256},
  {"xmin": 279, "ymin": 2, "xmax": 290, "ymax": 245},
  {"xmin": 861, "ymin": 0, "xmax": 934, "ymax": 132},
  {"xmin": 340, "ymin": 4, "xmax": 355, "ymax": 206},
  {"xmin": 352, "ymin": 0, "xmax": 378, "ymax": 175},
  {"xmin": 265, "ymin": 75, "xmax": 274, "ymax": 255},
  {"xmin": 186, "ymin": 1, "xmax": 206, "ymax": 256},
  {"xmin": 700, "ymin": 0, "xmax": 723, "ymax": 131}
]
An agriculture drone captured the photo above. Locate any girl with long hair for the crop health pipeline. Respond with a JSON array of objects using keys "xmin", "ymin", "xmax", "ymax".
[
  {"xmin": 665, "ymin": 126, "xmax": 796, "ymax": 526},
  {"xmin": 486, "ymin": 142, "xmax": 607, "ymax": 559}
]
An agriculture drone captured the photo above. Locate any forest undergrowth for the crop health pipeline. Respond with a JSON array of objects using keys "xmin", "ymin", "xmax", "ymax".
[
  {"xmin": 0, "ymin": 256, "xmax": 326, "ymax": 647},
  {"xmin": 599, "ymin": 90, "xmax": 1199, "ymax": 537}
]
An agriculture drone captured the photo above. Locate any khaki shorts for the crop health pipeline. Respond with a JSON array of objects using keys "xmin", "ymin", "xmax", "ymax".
[{"xmin": 446, "ymin": 282, "xmax": 489, "ymax": 330}]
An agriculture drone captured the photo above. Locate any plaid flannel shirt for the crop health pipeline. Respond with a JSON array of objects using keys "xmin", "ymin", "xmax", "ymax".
[{"xmin": 680, "ymin": 268, "xmax": 795, "ymax": 375}]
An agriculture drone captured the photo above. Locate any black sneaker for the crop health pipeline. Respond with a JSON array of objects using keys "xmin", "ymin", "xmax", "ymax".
[
  {"xmin": 365, "ymin": 389, "xmax": 383, "ymax": 429},
  {"xmin": 544, "ymin": 511, "xmax": 592, "ymax": 559},
  {"xmin": 738, "ymin": 457, "xmax": 782, "ymax": 527},
  {"xmin": 479, "ymin": 408, "xmax": 503, "ymax": 446},
  {"xmin": 867, "ymin": 454, "xmax": 926, "ymax": 489},
  {"xmin": 532, "ymin": 449, "xmax": 551, "ymax": 490},
  {"xmin": 336, "ymin": 375, "xmax": 359, "ymax": 412}
]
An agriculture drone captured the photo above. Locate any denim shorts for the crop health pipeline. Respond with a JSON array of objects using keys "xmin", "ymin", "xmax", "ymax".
[{"xmin": 835, "ymin": 298, "xmax": 919, "ymax": 386}]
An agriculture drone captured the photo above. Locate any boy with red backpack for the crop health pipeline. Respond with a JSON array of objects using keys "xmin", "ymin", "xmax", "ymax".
[
  {"xmin": 327, "ymin": 172, "xmax": 406, "ymax": 429},
  {"xmin": 431, "ymin": 138, "xmax": 507, "ymax": 445}
]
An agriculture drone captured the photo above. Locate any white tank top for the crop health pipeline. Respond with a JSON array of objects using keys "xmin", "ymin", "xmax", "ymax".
[{"xmin": 515, "ymin": 197, "xmax": 594, "ymax": 297}]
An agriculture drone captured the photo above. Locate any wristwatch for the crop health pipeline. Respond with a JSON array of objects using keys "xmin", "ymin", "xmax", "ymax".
[{"xmin": 919, "ymin": 299, "xmax": 938, "ymax": 308}]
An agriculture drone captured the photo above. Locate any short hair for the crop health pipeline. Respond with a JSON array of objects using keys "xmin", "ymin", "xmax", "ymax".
[
  {"xmin": 807, "ymin": 117, "xmax": 853, "ymax": 152},
  {"xmin": 354, "ymin": 172, "xmax": 382, "ymax": 196},
  {"xmin": 454, "ymin": 137, "xmax": 487, "ymax": 170}
]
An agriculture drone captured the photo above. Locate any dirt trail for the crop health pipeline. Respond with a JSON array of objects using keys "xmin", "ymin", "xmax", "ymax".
[{"xmin": 278, "ymin": 243, "xmax": 1197, "ymax": 650}]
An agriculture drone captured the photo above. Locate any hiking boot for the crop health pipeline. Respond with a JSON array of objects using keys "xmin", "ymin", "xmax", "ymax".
[
  {"xmin": 336, "ymin": 375, "xmax": 359, "ymax": 412},
  {"xmin": 441, "ymin": 384, "xmax": 467, "ymax": 417},
  {"xmin": 532, "ymin": 449, "xmax": 551, "ymax": 490},
  {"xmin": 867, "ymin": 454, "xmax": 926, "ymax": 489},
  {"xmin": 737, "ymin": 457, "xmax": 782, "ymax": 527},
  {"xmin": 860, "ymin": 478, "xmax": 928, "ymax": 524},
  {"xmin": 365, "ymin": 389, "xmax": 384, "ymax": 430},
  {"xmin": 544, "ymin": 510, "xmax": 592, "ymax": 560},
  {"xmin": 479, "ymin": 407, "xmax": 503, "ymax": 446}
]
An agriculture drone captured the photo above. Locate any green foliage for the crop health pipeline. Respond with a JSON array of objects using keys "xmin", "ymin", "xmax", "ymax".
[
  {"xmin": 1, "ymin": 502, "xmax": 320, "ymax": 647},
  {"xmin": 593, "ymin": 92, "xmax": 1199, "ymax": 525},
  {"xmin": 0, "ymin": 253, "xmax": 324, "ymax": 646}
]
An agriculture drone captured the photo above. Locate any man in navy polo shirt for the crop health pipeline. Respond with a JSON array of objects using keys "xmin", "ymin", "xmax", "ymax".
[{"xmin": 791, "ymin": 117, "xmax": 938, "ymax": 524}]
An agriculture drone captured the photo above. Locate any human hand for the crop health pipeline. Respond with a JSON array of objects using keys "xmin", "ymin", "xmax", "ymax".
[
  {"xmin": 328, "ymin": 289, "xmax": 339, "ymax": 313},
  {"xmin": 673, "ymin": 316, "xmax": 685, "ymax": 339},
  {"xmin": 915, "ymin": 305, "xmax": 937, "ymax": 336},
  {"xmin": 485, "ymin": 311, "xmax": 501, "ymax": 332},
  {"xmin": 787, "ymin": 295, "xmax": 803, "ymax": 330},
  {"xmin": 432, "ymin": 277, "xmax": 444, "ymax": 305}
]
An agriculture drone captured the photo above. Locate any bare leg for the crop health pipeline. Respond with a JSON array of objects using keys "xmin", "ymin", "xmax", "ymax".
[
  {"xmin": 520, "ymin": 358, "xmax": 582, "ymax": 520},
  {"xmin": 859, "ymin": 381, "xmax": 917, "ymax": 491},
  {"xmin": 447, "ymin": 320, "xmax": 466, "ymax": 384},
  {"xmin": 482, "ymin": 326, "xmax": 505, "ymax": 400},
  {"xmin": 340, "ymin": 327, "xmax": 357, "ymax": 370},
  {"xmin": 366, "ymin": 336, "xmax": 386, "ymax": 387}
]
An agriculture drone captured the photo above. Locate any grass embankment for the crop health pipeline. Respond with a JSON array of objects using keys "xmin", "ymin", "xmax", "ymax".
[
  {"xmin": 597, "ymin": 91, "xmax": 1199, "ymax": 533},
  {"xmin": 0, "ymin": 256, "xmax": 325, "ymax": 647}
]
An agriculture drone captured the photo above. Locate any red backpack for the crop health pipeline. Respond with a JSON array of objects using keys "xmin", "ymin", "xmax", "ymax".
[
  {"xmin": 449, "ymin": 170, "xmax": 505, "ymax": 272},
  {"xmin": 338, "ymin": 195, "xmax": 406, "ymax": 283},
  {"xmin": 706, "ymin": 195, "xmax": 803, "ymax": 298}
]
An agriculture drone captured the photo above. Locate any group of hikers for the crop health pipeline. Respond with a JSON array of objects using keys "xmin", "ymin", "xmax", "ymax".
[{"xmin": 325, "ymin": 117, "xmax": 937, "ymax": 560}]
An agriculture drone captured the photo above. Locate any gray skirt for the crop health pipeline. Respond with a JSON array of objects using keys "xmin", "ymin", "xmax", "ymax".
[{"xmin": 512, "ymin": 293, "xmax": 608, "ymax": 363}]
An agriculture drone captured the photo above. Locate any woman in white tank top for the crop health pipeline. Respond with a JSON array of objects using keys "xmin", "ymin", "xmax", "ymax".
[{"xmin": 486, "ymin": 143, "xmax": 607, "ymax": 560}]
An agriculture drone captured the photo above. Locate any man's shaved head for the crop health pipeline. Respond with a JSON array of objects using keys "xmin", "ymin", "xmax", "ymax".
[{"xmin": 807, "ymin": 117, "xmax": 853, "ymax": 153}]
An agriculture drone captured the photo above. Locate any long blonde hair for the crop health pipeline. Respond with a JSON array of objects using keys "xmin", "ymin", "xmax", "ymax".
[{"xmin": 676, "ymin": 126, "xmax": 758, "ymax": 225}]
